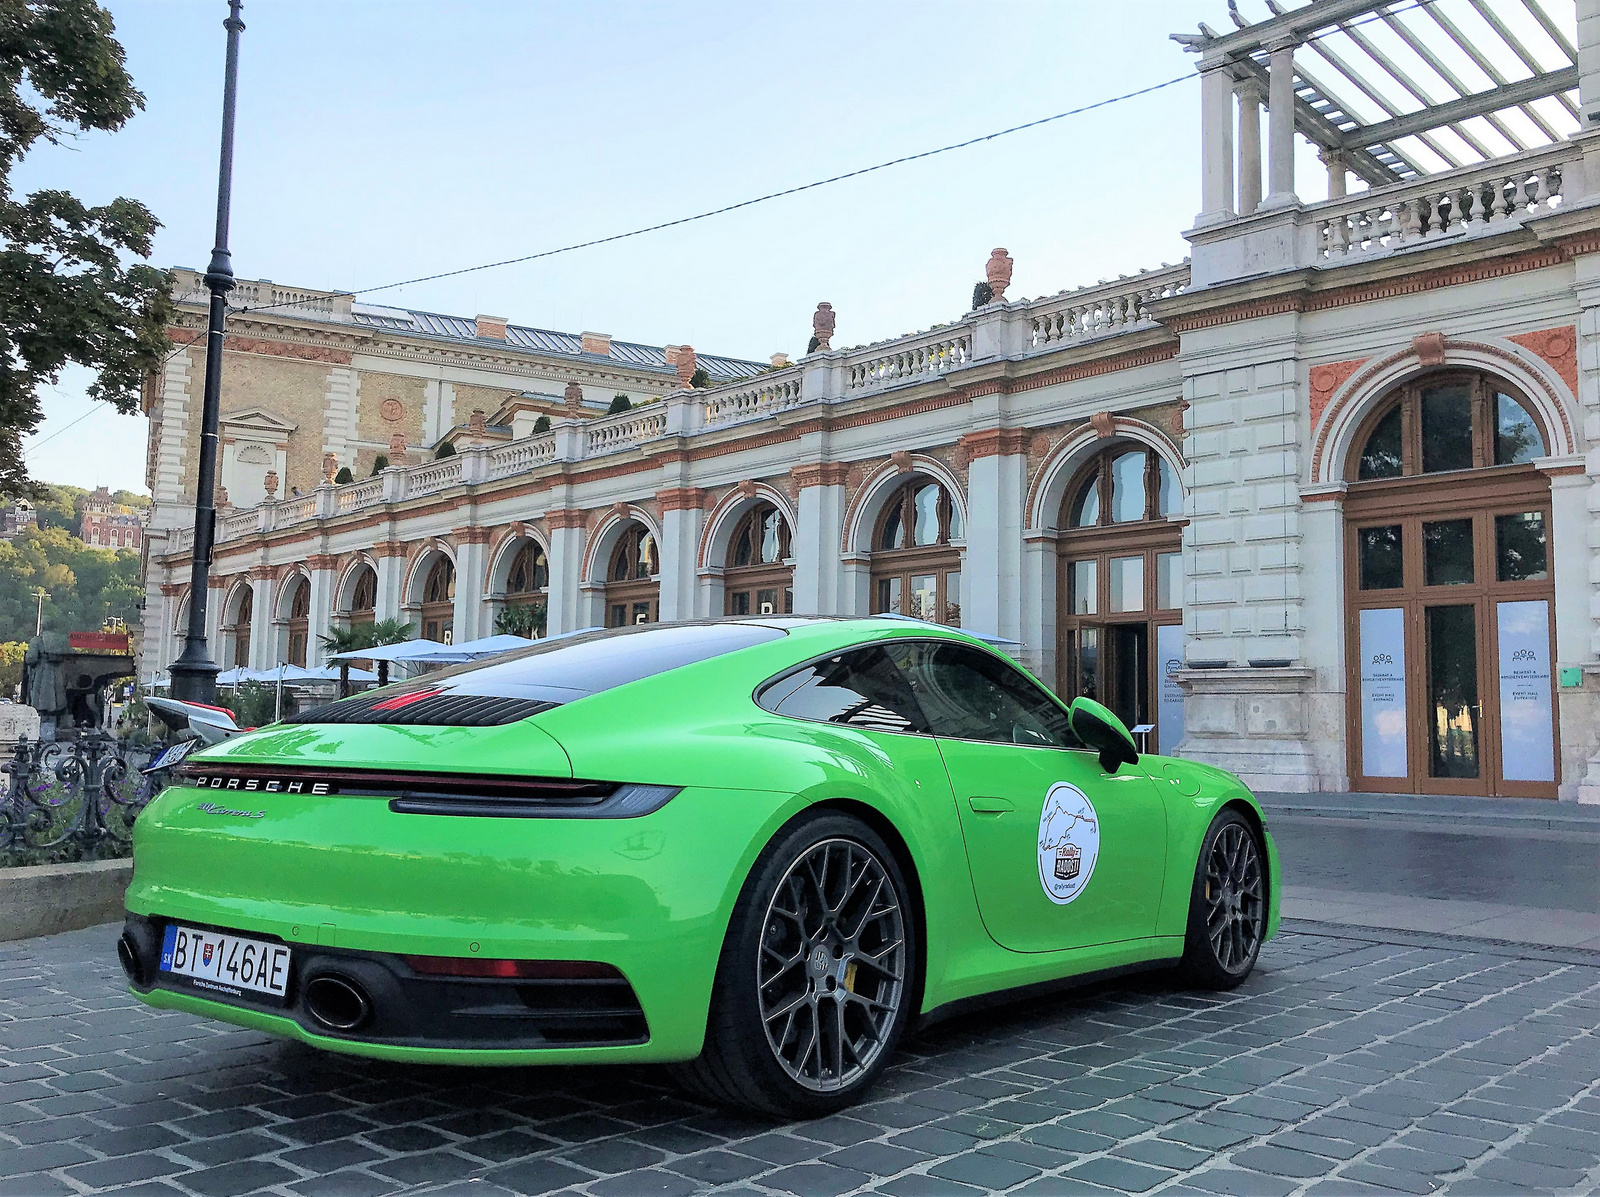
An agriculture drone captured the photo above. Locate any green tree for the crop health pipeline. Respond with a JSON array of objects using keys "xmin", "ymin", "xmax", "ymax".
[
  {"xmin": 495, "ymin": 602, "xmax": 545, "ymax": 638},
  {"xmin": 109, "ymin": 488, "xmax": 149, "ymax": 510},
  {"xmin": 0, "ymin": 0, "xmax": 174, "ymax": 499},
  {"xmin": 435, "ymin": 440, "xmax": 456, "ymax": 458},
  {"xmin": 0, "ymin": 640, "xmax": 24, "ymax": 697},
  {"xmin": 32, "ymin": 482, "xmax": 85, "ymax": 529},
  {"xmin": 608, "ymin": 394, "xmax": 632, "ymax": 414},
  {"xmin": 0, "ymin": 525, "xmax": 141, "ymax": 643}
]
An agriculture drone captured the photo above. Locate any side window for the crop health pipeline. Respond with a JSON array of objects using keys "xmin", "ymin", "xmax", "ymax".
[
  {"xmin": 897, "ymin": 642, "xmax": 1079, "ymax": 748},
  {"xmin": 759, "ymin": 647, "xmax": 930, "ymax": 735}
]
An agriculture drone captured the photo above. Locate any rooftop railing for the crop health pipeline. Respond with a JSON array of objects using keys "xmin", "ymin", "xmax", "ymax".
[{"xmin": 174, "ymin": 264, "xmax": 1190, "ymax": 553}]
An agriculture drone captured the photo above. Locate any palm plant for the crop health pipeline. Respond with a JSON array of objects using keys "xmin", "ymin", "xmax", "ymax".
[{"xmin": 320, "ymin": 619, "xmax": 417, "ymax": 694}]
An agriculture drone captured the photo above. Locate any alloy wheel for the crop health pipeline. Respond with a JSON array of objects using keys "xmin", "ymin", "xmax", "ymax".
[
  {"xmin": 756, "ymin": 837, "xmax": 906, "ymax": 1092},
  {"xmin": 1203, "ymin": 821, "xmax": 1264, "ymax": 973}
]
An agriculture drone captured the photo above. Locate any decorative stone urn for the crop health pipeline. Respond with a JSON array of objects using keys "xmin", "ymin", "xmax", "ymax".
[
  {"xmin": 812, "ymin": 303, "xmax": 835, "ymax": 351},
  {"xmin": 262, "ymin": 469, "xmax": 279, "ymax": 499},
  {"xmin": 214, "ymin": 483, "xmax": 231, "ymax": 509},
  {"xmin": 322, "ymin": 452, "xmax": 337, "ymax": 482},
  {"xmin": 985, "ymin": 248, "xmax": 1014, "ymax": 303},
  {"xmin": 469, "ymin": 409, "xmax": 487, "ymax": 437},
  {"xmin": 389, "ymin": 433, "xmax": 407, "ymax": 459},
  {"xmin": 564, "ymin": 381, "xmax": 584, "ymax": 415},
  {"xmin": 677, "ymin": 346, "xmax": 697, "ymax": 389}
]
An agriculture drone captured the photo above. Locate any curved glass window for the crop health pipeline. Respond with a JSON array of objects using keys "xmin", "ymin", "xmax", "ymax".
[
  {"xmin": 350, "ymin": 568, "xmax": 376, "ymax": 613},
  {"xmin": 1358, "ymin": 406, "xmax": 1404, "ymax": 480},
  {"xmin": 1110, "ymin": 451, "xmax": 1145, "ymax": 523},
  {"xmin": 610, "ymin": 526, "xmax": 656, "ymax": 581},
  {"xmin": 507, "ymin": 542, "xmax": 548, "ymax": 595},
  {"xmin": 912, "ymin": 484, "xmax": 940, "ymax": 546},
  {"xmin": 1350, "ymin": 373, "xmax": 1551, "ymax": 483},
  {"xmin": 1070, "ymin": 476, "xmax": 1099, "ymax": 527},
  {"xmin": 1495, "ymin": 393, "xmax": 1544, "ymax": 465},
  {"xmin": 1157, "ymin": 457, "xmax": 1180, "ymax": 517},
  {"xmin": 423, "ymin": 559, "xmax": 455, "ymax": 603}
]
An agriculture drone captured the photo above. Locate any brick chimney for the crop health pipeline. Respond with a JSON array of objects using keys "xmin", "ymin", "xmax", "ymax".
[
  {"xmin": 469, "ymin": 409, "xmax": 487, "ymax": 439},
  {"xmin": 475, "ymin": 314, "xmax": 508, "ymax": 340},
  {"xmin": 770, "ymin": 352, "xmax": 790, "ymax": 369},
  {"xmin": 581, "ymin": 331, "xmax": 612, "ymax": 356}
]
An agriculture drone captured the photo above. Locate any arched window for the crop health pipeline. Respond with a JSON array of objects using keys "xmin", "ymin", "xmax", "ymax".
[
  {"xmin": 870, "ymin": 478, "xmax": 963, "ymax": 625},
  {"xmin": 286, "ymin": 579, "xmax": 311, "ymax": 668},
  {"xmin": 504, "ymin": 541, "xmax": 549, "ymax": 636},
  {"xmin": 725, "ymin": 502, "xmax": 793, "ymax": 616},
  {"xmin": 1057, "ymin": 444, "xmax": 1184, "ymax": 750},
  {"xmin": 420, "ymin": 557, "xmax": 455, "ymax": 644},
  {"xmin": 227, "ymin": 588, "xmax": 252, "ymax": 669},
  {"xmin": 606, "ymin": 524, "xmax": 659, "ymax": 627},
  {"xmin": 347, "ymin": 567, "xmax": 376, "ymax": 630},
  {"xmin": 1344, "ymin": 370, "xmax": 1556, "ymax": 799}
]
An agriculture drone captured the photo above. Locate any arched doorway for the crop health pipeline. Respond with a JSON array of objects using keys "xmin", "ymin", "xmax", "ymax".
[
  {"xmin": 724, "ymin": 503, "xmax": 793, "ymax": 616},
  {"xmin": 283, "ymin": 577, "xmax": 310, "ymax": 667},
  {"xmin": 504, "ymin": 540, "xmax": 549, "ymax": 637},
  {"xmin": 226, "ymin": 587, "xmax": 252, "ymax": 670},
  {"xmin": 606, "ymin": 523, "xmax": 658, "ymax": 627},
  {"xmin": 1056, "ymin": 444, "xmax": 1183, "ymax": 748},
  {"xmin": 1344, "ymin": 370, "xmax": 1557, "ymax": 798},
  {"xmin": 420, "ymin": 557, "xmax": 455, "ymax": 644},
  {"xmin": 869, "ymin": 477, "xmax": 963, "ymax": 625},
  {"xmin": 344, "ymin": 566, "xmax": 376, "ymax": 633}
]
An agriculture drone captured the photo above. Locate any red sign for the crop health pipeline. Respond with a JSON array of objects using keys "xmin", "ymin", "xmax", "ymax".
[{"xmin": 69, "ymin": 631, "xmax": 130, "ymax": 653}]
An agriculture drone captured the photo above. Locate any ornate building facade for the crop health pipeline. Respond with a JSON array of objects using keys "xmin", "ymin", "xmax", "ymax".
[{"xmin": 143, "ymin": 0, "xmax": 1600, "ymax": 802}]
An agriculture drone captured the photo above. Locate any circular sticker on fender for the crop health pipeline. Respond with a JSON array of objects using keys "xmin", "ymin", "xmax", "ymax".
[{"xmin": 1037, "ymin": 783, "xmax": 1101, "ymax": 905}]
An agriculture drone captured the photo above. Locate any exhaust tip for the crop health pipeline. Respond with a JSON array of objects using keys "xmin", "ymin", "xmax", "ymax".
[
  {"xmin": 303, "ymin": 974, "xmax": 371, "ymax": 1032},
  {"xmin": 117, "ymin": 933, "xmax": 144, "ymax": 985}
]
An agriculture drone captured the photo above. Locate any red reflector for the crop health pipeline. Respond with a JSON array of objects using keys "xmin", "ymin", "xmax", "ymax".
[
  {"xmin": 369, "ymin": 688, "xmax": 443, "ymax": 713},
  {"xmin": 403, "ymin": 955, "xmax": 621, "ymax": 980}
]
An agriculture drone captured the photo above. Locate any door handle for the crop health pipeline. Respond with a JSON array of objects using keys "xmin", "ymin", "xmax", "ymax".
[{"xmin": 967, "ymin": 795, "xmax": 1014, "ymax": 814}]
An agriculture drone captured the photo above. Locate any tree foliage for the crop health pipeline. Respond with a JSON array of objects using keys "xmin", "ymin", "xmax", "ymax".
[
  {"xmin": 0, "ymin": 639, "xmax": 24, "ymax": 696},
  {"xmin": 0, "ymin": 0, "xmax": 174, "ymax": 499},
  {"xmin": 495, "ymin": 602, "xmax": 545, "ymax": 638},
  {"xmin": 0, "ymin": 524, "xmax": 141, "ymax": 643}
]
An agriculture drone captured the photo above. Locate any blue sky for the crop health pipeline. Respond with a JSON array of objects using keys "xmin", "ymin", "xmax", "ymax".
[{"xmin": 21, "ymin": 0, "xmax": 1240, "ymax": 492}]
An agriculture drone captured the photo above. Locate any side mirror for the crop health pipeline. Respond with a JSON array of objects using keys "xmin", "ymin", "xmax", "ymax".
[{"xmin": 1067, "ymin": 696, "xmax": 1140, "ymax": 774}]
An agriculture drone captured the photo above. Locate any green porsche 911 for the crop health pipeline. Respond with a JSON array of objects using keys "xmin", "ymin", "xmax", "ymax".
[{"xmin": 121, "ymin": 618, "xmax": 1279, "ymax": 1115}]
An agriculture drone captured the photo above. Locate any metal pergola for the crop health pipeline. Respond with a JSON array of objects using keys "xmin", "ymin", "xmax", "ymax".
[{"xmin": 1175, "ymin": 0, "xmax": 1581, "ymax": 185}]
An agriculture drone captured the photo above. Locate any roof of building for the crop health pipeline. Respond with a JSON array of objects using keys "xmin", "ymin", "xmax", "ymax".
[{"xmin": 348, "ymin": 303, "xmax": 766, "ymax": 384}]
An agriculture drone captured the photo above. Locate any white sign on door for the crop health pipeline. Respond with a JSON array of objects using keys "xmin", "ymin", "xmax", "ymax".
[
  {"xmin": 1496, "ymin": 600, "xmax": 1554, "ymax": 783},
  {"xmin": 1156, "ymin": 624, "xmax": 1185, "ymax": 756},
  {"xmin": 1359, "ymin": 607, "xmax": 1407, "ymax": 778}
]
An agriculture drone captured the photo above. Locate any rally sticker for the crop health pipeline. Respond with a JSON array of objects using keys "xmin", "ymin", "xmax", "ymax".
[{"xmin": 1037, "ymin": 782, "xmax": 1100, "ymax": 905}]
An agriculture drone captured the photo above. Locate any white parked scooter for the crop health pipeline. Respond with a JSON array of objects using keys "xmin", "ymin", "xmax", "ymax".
[{"xmin": 142, "ymin": 697, "xmax": 248, "ymax": 773}]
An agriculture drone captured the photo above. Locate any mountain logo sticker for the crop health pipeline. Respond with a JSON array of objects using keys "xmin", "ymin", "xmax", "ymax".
[{"xmin": 1037, "ymin": 783, "xmax": 1100, "ymax": 905}]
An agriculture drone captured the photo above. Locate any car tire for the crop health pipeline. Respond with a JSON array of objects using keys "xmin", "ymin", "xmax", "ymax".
[
  {"xmin": 1178, "ymin": 808, "xmax": 1267, "ymax": 990},
  {"xmin": 677, "ymin": 812, "xmax": 919, "ymax": 1117}
]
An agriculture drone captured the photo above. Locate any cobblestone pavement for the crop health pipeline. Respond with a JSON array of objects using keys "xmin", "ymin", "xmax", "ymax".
[{"xmin": 2, "ymin": 922, "xmax": 1598, "ymax": 1197}]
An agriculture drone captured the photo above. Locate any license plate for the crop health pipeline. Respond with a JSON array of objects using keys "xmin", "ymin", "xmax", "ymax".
[
  {"xmin": 145, "ymin": 740, "xmax": 197, "ymax": 773},
  {"xmin": 160, "ymin": 923, "xmax": 291, "ymax": 1002}
]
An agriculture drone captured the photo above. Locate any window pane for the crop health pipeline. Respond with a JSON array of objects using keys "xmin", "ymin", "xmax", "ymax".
[
  {"xmin": 1108, "ymin": 555, "xmax": 1144, "ymax": 612},
  {"xmin": 1358, "ymin": 406, "xmax": 1404, "ymax": 480},
  {"xmin": 1156, "ymin": 552, "xmax": 1183, "ymax": 609},
  {"xmin": 943, "ymin": 571, "xmax": 961, "ymax": 626},
  {"xmin": 1423, "ymin": 519, "xmax": 1474, "ymax": 585},
  {"xmin": 1110, "ymin": 451, "xmax": 1145, "ymax": 522},
  {"xmin": 1157, "ymin": 457, "xmax": 1180, "ymax": 517},
  {"xmin": 1358, "ymin": 525, "xmax": 1404, "ymax": 590},
  {"xmin": 877, "ymin": 575, "xmax": 902, "ymax": 615},
  {"xmin": 728, "ymin": 590, "xmax": 750, "ymax": 616},
  {"xmin": 1071, "ymin": 476, "xmax": 1099, "ymax": 527},
  {"xmin": 1074, "ymin": 628, "xmax": 1099, "ymax": 702},
  {"xmin": 909, "ymin": 574, "xmax": 938, "ymax": 621},
  {"xmin": 1495, "ymin": 393, "xmax": 1544, "ymax": 465},
  {"xmin": 880, "ymin": 501, "xmax": 904, "ymax": 550},
  {"xmin": 631, "ymin": 602, "xmax": 651, "ymax": 625},
  {"xmin": 913, "ymin": 484, "xmax": 940, "ymax": 545},
  {"xmin": 1070, "ymin": 560, "xmax": 1097, "ymax": 615},
  {"xmin": 761, "ymin": 647, "xmax": 930, "ymax": 735},
  {"xmin": 783, "ymin": 587, "xmax": 794, "ymax": 614},
  {"xmin": 732, "ymin": 524, "xmax": 753, "ymax": 566},
  {"xmin": 639, "ymin": 534, "xmax": 657, "ymax": 578},
  {"xmin": 760, "ymin": 511, "xmax": 781, "ymax": 563},
  {"xmin": 1426, "ymin": 604, "xmax": 1480, "ymax": 779},
  {"xmin": 1495, "ymin": 511, "xmax": 1548, "ymax": 581},
  {"xmin": 1421, "ymin": 384, "xmax": 1473, "ymax": 473},
  {"xmin": 947, "ymin": 496, "xmax": 964, "ymax": 540},
  {"xmin": 893, "ymin": 642, "xmax": 1077, "ymax": 748},
  {"xmin": 756, "ymin": 588, "xmax": 778, "ymax": 615},
  {"xmin": 609, "ymin": 604, "xmax": 625, "ymax": 628}
]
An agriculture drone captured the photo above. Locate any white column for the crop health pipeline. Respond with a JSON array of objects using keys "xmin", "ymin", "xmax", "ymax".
[
  {"xmin": 248, "ymin": 573, "xmax": 275, "ymax": 670},
  {"xmin": 1321, "ymin": 149, "xmax": 1348, "ymax": 200},
  {"xmin": 307, "ymin": 560, "xmax": 337, "ymax": 665},
  {"xmin": 374, "ymin": 549, "xmax": 406, "ymax": 626},
  {"xmin": 1237, "ymin": 78, "xmax": 1263, "ymax": 216},
  {"xmin": 1263, "ymin": 40, "xmax": 1300, "ymax": 209},
  {"xmin": 544, "ymin": 515, "xmax": 588, "ymax": 635},
  {"xmin": 452, "ymin": 536, "xmax": 490, "ymax": 642},
  {"xmin": 962, "ymin": 447, "xmax": 1027, "ymax": 644},
  {"xmin": 1196, "ymin": 65, "xmax": 1237, "ymax": 226},
  {"xmin": 656, "ymin": 496, "xmax": 705, "ymax": 622},
  {"xmin": 1021, "ymin": 537, "xmax": 1059, "ymax": 688},
  {"xmin": 791, "ymin": 468, "xmax": 848, "ymax": 614},
  {"xmin": 1580, "ymin": 0, "xmax": 1600, "ymax": 126}
]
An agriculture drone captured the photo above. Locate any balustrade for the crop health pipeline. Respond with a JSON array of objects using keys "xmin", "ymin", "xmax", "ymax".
[
  {"xmin": 704, "ymin": 374, "xmax": 804, "ymax": 426},
  {"xmin": 335, "ymin": 477, "xmax": 385, "ymax": 514},
  {"xmin": 406, "ymin": 457, "xmax": 465, "ymax": 497},
  {"xmin": 585, "ymin": 409, "xmax": 667, "ymax": 455},
  {"xmin": 845, "ymin": 332, "xmax": 971, "ymax": 392},
  {"xmin": 1025, "ymin": 268, "xmax": 1188, "ymax": 352},
  {"xmin": 488, "ymin": 435, "xmax": 557, "ymax": 479}
]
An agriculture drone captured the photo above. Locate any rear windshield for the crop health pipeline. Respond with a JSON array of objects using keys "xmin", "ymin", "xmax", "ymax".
[{"xmin": 388, "ymin": 621, "xmax": 786, "ymax": 705}]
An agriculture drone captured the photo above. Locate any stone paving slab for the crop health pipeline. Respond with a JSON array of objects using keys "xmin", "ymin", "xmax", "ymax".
[
  {"xmin": 1, "ymin": 923, "xmax": 1598, "ymax": 1196},
  {"xmin": 1280, "ymin": 888, "xmax": 1600, "ymax": 950}
]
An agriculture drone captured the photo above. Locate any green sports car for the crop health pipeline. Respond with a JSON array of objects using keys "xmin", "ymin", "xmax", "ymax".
[{"xmin": 121, "ymin": 618, "xmax": 1279, "ymax": 1116}]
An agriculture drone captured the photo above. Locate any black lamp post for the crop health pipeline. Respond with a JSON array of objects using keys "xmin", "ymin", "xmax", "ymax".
[{"xmin": 170, "ymin": 0, "xmax": 245, "ymax": 703}]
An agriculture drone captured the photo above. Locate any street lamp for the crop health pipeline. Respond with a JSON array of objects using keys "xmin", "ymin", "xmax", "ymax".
[{"xmin": 169, "ymin": 0, "xmax": 245, "ymax": 704}]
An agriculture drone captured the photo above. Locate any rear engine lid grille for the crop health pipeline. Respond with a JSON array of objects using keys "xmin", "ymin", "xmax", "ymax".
[{"xmin": 285, "ymin": 689, "xmax": 555, "ymax": 727}]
